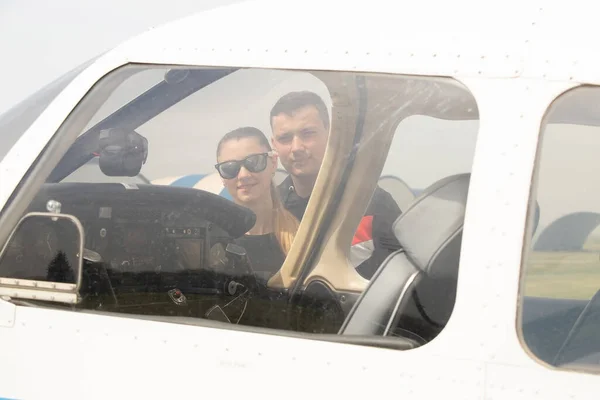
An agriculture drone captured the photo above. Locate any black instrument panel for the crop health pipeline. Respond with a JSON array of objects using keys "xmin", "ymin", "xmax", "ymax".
[{"xmin": 19, "ymin": 182, "xmax": 258, "ymax": 317}]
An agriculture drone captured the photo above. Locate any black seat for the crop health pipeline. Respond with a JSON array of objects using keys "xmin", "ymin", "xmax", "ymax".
[{"xmin": 339, "ymin": 173, "xmax": 470, "ymax": 345}]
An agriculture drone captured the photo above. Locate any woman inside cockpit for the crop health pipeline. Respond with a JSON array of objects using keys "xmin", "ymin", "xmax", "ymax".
[{"xmin": 215, "ymin": 126, "xmax": 300, "ymax": 281}]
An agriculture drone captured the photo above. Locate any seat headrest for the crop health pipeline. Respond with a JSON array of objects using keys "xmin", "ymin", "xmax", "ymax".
[{"xmin": 393, "ymin": 173, "xmax": 470, "ymax": 276}]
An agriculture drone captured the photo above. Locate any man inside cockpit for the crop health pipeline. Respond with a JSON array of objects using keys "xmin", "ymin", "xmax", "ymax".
[{"xmin": 269, "ymin": 91, "xmax": 402, "ymax": 279}]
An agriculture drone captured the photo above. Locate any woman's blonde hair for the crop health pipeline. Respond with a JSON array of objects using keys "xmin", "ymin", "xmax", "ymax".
[{"xmin": 216, "ymin": 127, "xmax": 300, "ymax": 255}]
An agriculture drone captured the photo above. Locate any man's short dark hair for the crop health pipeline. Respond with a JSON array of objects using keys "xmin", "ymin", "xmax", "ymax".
[{"xmin": 269, "ymin": 91, "xmax": 330, "ymax": 130}]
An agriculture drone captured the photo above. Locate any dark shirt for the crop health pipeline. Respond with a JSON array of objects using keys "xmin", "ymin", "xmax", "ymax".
[
  {"xmin": 234, "ymin": 233, "xmax": 286, "ymax": 282},
  {"xmin": 277, "ymin": 175, "xmax": 402, "ymax": 279}
]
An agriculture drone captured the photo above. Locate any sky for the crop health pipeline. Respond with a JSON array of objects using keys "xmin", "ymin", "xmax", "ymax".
[{"xmin": 0, "ymin": 0, "xmax": 245, "ymax": 115}]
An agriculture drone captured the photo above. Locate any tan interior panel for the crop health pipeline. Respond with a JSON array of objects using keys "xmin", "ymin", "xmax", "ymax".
[{"xmin": 303, "ymin": 74, "xmax": 414, "ymax": 292}]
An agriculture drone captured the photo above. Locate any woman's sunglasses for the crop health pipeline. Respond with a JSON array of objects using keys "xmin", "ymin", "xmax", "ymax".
[{"xmin": 215, "ymin": 151, "xmax": 274, "ymax": 179}]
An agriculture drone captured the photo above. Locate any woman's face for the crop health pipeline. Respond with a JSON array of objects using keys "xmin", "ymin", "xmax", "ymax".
[{"xmin": 217, "ymin": 137, "xmax": 277, "ymax": 206}]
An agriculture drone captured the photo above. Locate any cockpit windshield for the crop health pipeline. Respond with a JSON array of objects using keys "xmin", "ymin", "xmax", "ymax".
[{"xmin": 0, "ymin": 62, "xmax": 483, "ymax": 347}]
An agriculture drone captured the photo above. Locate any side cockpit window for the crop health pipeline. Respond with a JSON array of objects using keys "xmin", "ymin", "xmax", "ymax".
[{"xmin": 520, "ymin": 85, "xmax": 600, "ymax": 371}]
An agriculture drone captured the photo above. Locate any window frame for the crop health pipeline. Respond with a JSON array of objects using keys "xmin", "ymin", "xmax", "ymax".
[
  {"xmin": 517, "ymin": 82, "xmax": 600, "ymax": 374},
  {"xmin": 0, "ymin": 62, "xmax": 481, "ymax": 350}
]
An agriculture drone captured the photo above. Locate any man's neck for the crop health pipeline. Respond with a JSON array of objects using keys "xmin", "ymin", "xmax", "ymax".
[{"xmin": 291, "ymin": 175, "xmax": 316, "ymax": 199}]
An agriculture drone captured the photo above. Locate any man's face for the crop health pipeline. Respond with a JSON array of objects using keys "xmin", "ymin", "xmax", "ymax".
[{"xmin": 270, "ymin": 105, "xmax": 329, "ymax": 180}]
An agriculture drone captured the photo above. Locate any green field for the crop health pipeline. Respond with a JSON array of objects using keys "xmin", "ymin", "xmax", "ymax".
[{"xmin": 524, "ymin": 251, "xmax": 600, "ymax": 299}]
